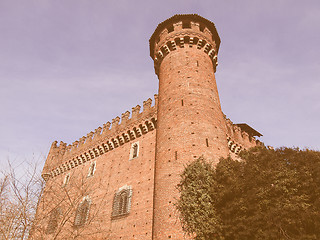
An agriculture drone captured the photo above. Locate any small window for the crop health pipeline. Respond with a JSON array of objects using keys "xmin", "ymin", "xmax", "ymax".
[
  {"xmin": 46, "ymin": 208, "xmax": 61, "ymax": 234},
  {"xmin": 62, "ymin": 173, "xmax": 70, "ymax": 187},
  {"xmin": 87, "ymin": 161, "xmax": 96, "ymax": 177},
  {"xmin": 74, "ymin": 196, "xmax": 91, "ymax": 227},
  {"xmin": 112, "ymin": 185, "xmax": 132, "ymax": 219},
  {"xmin": 129, "ymin": 142, "xmax": 139, "ymax": 160}
]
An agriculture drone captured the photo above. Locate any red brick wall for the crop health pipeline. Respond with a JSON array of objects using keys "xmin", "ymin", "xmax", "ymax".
[{"xmin": 34, "ymin": 128, "xmax": 156, "ymax": 240}]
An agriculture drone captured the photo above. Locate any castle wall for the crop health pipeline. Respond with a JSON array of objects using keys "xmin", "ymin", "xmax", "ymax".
[
  {"xmin": 105, "ymin": 130, "xmax": 156, "ymax": 239},
  {"xmin": 34, "ymin": 97, "xmax": 158, "ymax": 239}
]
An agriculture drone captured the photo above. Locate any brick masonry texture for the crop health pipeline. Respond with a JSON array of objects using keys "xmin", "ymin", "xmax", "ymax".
[{"xmin": 33, "ymin": 14, "xmax": 262, "ymax": 240}]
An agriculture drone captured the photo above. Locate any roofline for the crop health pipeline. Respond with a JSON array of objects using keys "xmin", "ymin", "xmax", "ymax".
[
  {"xmin": 149, "ymin": 14, "xmax": 221, "ymax": 58},
  {"xmin": 235, "ymin": 123, "xmax": 263, "ymax": 137}
]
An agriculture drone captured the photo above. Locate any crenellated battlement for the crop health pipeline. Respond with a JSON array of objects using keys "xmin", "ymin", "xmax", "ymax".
[
  {"xmin": 42, "ymin": 94, "xmax": 158, "ymax": 180},
  {"xmin": 149, "ymin": 14, "xmax": 221, "ymax": 76},
  {"xmin": 41, "ymin": 93, "xmax": 262, "ymax": 181},
  {"xmin": 224, "ymin": 118, "xmax": 263, "ymax": 155}
]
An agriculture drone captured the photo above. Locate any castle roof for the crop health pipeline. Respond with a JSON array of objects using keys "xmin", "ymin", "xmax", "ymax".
[{"xmin": 235, "ymin": 123, "xmax": 263, "ymax": 137}]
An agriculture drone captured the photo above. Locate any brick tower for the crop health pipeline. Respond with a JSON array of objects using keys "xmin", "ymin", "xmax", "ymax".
[{"xmin": 150, "ymin": 14, "xmax": 230, "ymax": 239}]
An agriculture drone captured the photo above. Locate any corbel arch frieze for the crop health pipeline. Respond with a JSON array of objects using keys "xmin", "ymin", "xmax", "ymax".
[{"xmin": 46, "ymin": 117, "xmax": 157, "ymax": 179}]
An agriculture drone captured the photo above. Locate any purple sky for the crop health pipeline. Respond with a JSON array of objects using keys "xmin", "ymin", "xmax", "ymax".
[{"xmin": 1, "ymin": 0, "xmax": 319, "ymax": 171}]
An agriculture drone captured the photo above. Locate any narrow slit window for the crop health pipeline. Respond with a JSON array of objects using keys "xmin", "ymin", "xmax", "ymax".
[
  {"xmin": 181, "ymin": 100, "xmax": 184, "ymax": 106},
  {"xmin": 206, "ymin": 138, "xmax": 209, "ymax": 147},
  {"xmin": 175, "ymin": 151, "xmax": 178, "ymax": 160}
]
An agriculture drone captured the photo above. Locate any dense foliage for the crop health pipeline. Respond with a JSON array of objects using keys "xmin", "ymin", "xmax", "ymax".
[{"xmin": 176, "ymin": 147, "xmax": 320, "ymax": 240}]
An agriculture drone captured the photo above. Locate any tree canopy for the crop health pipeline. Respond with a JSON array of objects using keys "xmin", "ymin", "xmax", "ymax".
[{"xmin": 176, "ymin": 147, "xmax": 320, "ymax": 240}]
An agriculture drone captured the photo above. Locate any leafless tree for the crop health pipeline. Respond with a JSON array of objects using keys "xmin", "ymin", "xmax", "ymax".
[
  {"xmin": 0, "ymin": 159, "xmax": 111, "ymax": 240},
  {"xmin": 0, "ymin": 161, "xmax": 44, "ymax": 240},
  {"xmin": 30, "ymin": 170, "xmax": 110, "ymax": 240}
]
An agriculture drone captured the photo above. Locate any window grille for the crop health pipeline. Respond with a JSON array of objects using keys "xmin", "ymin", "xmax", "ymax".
[
  {"xmin": 112, "ymin": 186, "xmax": 132, "ymax": 219},
  {"xmin": 74, "ymin": 197, "xmax": 91, "ymax": 227},
  {"xmin": 46, "ymin": 208, "xmax": 61, "ymax": 234}
]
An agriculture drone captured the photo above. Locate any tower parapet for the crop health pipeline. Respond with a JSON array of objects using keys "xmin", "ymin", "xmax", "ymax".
[{"xmin": 150, "ymin": 14, "xmax": 220, "ymax": 76}]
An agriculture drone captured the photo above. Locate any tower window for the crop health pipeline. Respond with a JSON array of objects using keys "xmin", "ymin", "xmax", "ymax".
[
  {"xmin": 46, "ymin": 208, "xmax": 61, "ymax": 234},
  {"xmin": 74, "ymin": 197, "xmax": 91, "ymax": 227},
  {"xmin": 62, "ymin": 173, "xmax": 70, "ymax": 187},
  {"xmin": 206, "ymin": 138, "xmax": 209, "ymax": 147},
  {"xmin": 87, "ymin": 161, "xmax": 96, "ymax": 177},
  {"xmin": 112, "ymin": 185, "xmax": 132, "ymax": 219},
  {"xmin": 129, "ymin": 142, "xmax": 139, "ymax": 160}
]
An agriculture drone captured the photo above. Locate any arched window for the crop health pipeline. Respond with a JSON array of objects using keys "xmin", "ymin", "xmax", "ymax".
[
  {"xmin": 46, "ymin": 208, "xmax": 61, "ymax": 234},
  {"xmin": 74, "ymin": 197, "xmax": 91, "ymax": 227},
  {"xmin": 112, "ymin": 186, "xmax": 132, "ymax": 219}
]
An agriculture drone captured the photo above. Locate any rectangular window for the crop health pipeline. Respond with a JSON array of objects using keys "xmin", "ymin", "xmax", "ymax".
[
  {"xmin": 87, "ymin": 162, "xmax": 96, "ymax": 177},
  {"xmin": 129, "ymin": 142, "xmax": 139, "ymax": 160},
  {"xmin": 62, "ymin": 173, "xmax": 70, "ymax": 187}
]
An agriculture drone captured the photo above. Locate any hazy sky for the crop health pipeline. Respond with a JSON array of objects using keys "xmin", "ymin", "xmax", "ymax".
[{"xmin": 1, "ymin": 0, "xmax": 319, "ymax": 171}]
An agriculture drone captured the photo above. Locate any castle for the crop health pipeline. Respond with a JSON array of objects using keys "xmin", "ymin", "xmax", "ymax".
[{"xmin": 33, "ymin": 14, "xmax": 262, "ymax": 239}]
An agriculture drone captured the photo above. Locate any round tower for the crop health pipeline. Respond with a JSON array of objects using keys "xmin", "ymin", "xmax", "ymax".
[{"xmin": 150, "ymin": 14, "xmax": 229, "ymax": 239}]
